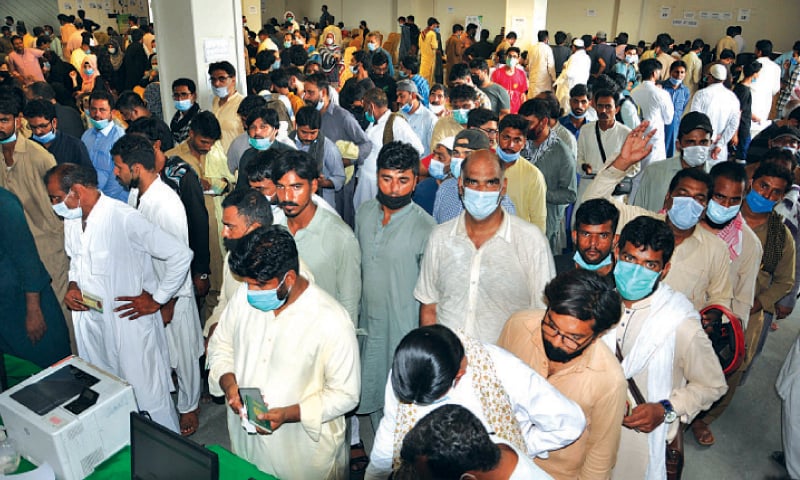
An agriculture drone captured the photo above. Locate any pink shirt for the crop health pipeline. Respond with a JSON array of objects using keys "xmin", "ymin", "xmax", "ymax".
[
  {"xmin": 491, "ymin": 66, "xmax": 528, "ymax": 114},
  {"xmin": 7, "ymin": 48, "xmax": 44, "ymax": 84}
]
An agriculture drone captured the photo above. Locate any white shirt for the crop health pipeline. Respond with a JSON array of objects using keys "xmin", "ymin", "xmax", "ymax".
[
  {"xmin": 364, "ymin": 343, "xmax": 586, "ymax": 480},
  {"xmin": 689, "ymin": 83, "xmax": 741, "ymax": 165},
  {"xmin": 554, "ymin": 49, "xmax": 591, "ymax": 111},
  {"xmin": 496, "ymin": 438, "xmax": 554, "ymax": 480},
  {"xmin": 577, "ymin": 120, "xmax": 632, "ymax": 174},
  {"xmin": 401, "ymin": 104, "xmax": 438, "ymax": 156},
  {"xmin": 355, "ymin": 112, "xmax": 423, "ymax": 210},
  {"xmin": 631, "ymin": 80, "xmax": 674, "ymax": 168},
  {"xmin": 207, "ymin": 281, "xmax": 360, "ymax": 479},
  {"xmin": 414, "ymin": 210, "xmax": 555, "ymax": 343},
  {"xmin": 750, "ymin": 56, "xmax": 781, "ymax": 135}
]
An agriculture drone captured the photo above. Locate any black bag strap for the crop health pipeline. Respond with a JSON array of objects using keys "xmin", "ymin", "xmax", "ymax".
[
  {"xmin": 595, "ymin": 121, "xmax": 607, "ymax": 164},
  {"xmin": 616, "ymin": 343, "xmax": 646, "ymax": 405}
]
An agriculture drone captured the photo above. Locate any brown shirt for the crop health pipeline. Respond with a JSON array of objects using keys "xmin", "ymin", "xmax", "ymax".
[{"xmin": 498, "ymin": 309, "xmax": 627, "ymax": 480}]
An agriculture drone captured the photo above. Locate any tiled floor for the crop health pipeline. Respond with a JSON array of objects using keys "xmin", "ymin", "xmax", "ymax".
[{"xmin": 191, "ymin": 312, "xmax": 800, "ymax": 479}]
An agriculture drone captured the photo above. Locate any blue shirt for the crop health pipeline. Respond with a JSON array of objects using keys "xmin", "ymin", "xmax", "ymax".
[
  {"xmin": 432, "ymin": 177, "xmax": 516, "ymax": 224},
  {"xmin": 81, "ymin": 122, "xmax": 128, "ymax": 202}
]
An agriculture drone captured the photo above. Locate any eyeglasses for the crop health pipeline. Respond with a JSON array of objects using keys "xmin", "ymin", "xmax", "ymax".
[
  {"xmin": 480, "ymin": 127, "xmax": 499, "ymax": 137},
  {"xmin": 210, "ymin": 75, "xmax": 230, "ymax": 83},
  {"xmin": 541, "ymin": 311, "xmax": 594, "ymax": 350}
]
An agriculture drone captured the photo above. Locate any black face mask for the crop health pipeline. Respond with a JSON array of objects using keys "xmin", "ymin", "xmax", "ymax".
[
  {"xmin": 376, "ymin": 189, "xmax": 413, "ymax": 210},
  {"xmin": 542, "ymin": 334, "xmax": 591, "ymax": 363},
  {"xmin": 470, "ymin": 74, "xmax": 482, "ymax": 85}
]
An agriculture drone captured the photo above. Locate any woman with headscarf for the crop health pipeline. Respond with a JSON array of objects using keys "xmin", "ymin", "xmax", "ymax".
[
  {"xmin": 283, "ymin": 12, "xmax": 299, "ymax": 32},
  {"xmin": 97, "ymin": 38, "xmax": 124, "ymax": 92},
  {"xmin": 78, "ymin": 54, "xmax": 99, "ymax": 94},
  {"xmin": 318, "ymin": 32, "xmax": 342, "ymax": 86}
]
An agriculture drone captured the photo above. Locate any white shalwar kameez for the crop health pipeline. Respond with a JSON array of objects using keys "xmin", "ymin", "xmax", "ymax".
[
  {"xmin": 207, "ymin": 280, "xmax": 360, "ymax": 479},
  {"xmin": 64, "ymin": 194, "xmax": 192, "ymax": 431},
  {"xmin": 130, "ymin": 178, "xmax": 204, "ymax": 414}
]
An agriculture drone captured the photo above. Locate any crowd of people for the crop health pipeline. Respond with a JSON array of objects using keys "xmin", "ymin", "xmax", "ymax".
[{"xmin": 1, "ymin": 5, "xmax": 800, "ymax": 480}]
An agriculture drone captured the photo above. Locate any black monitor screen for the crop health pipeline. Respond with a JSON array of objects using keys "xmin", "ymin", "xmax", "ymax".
[{"xmin": 130, "ymin": 412, "xmax": 219, "ymax": 480}]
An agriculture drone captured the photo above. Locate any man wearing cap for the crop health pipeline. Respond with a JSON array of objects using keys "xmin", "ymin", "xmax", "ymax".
[
  {"xmin": 554, "ymin": 38, "xmax": 591, "ymax": 113},
  {"xmin": 689, "ymin": 64, "xmax": 740, "ymax": 166},
  {"xmin": 591, "ymin": 31, "xmax": 617, "ymax": 76},
  {"xmin": 747, "ymin": 109, "xmax": 800, "ymax": 163},
  {"xmin": 633, "ymin": 112, "xmax": 715, "ymax": 212},
  {"xmin": 397, "ymin": 79, "xmax": 438, "ymax": 156},
  {"xmin": 432, "ymin": 130, "xmax": 517, "ymax": 224}
]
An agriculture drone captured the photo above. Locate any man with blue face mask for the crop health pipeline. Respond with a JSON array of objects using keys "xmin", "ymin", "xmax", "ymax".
[
  {"xmin": 234, "ymin": 107, "xmax": 293, "ymax": 191},
  {"xmin": 416, "ymin": 149, "xmax": 555, "ymax": 344},
  {"xmin": 208, "ymin": 61, "xmax": 244, "ymax": 152},
  {"xmin": 23, "ymin": 98, "xmax": 92, "ymax": 168},
  {"xmin": 555, "ymin": 198, "xmax": 619, "ymax": 276},
  {"xmin": 207, "ymin": 225, "xmax": 359, "ymax": 480},
  {"xmin": 81, "ymin": 89, "xmax": 127, "ymax": 202},
  {"xmin": 605, "ymin": 216, "xmax": 727, "ymax": 480},
  {"xmin": 170, "ymin": 78, "xmax": 200, "ymax": 144},
  {"xmin": 396, "ymin": 79, "xmax": 437, "ymax": 156}
]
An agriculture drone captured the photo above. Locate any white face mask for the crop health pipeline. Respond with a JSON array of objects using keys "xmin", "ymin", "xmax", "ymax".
[
  {"xmin": 429, "ymin": 104, "xmax": 445, "ymax": 114},
  {"xmin": 681, "ymin": 145, "xmax": 709, "ymax": 167}
]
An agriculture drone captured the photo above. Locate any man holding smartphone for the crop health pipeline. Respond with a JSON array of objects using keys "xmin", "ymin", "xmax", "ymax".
[{"xmin": 207, "ymin": 225, "xmax": 360, "ymax": 479}]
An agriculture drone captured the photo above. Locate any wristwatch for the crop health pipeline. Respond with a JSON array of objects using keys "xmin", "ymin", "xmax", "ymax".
[
  {"xmin": 199, "ymin": 274, "xmax": 209, "ymax": 280},
  {"xmin": 659, "ymin": 399, "xmax": 678, "ymax": 424}
]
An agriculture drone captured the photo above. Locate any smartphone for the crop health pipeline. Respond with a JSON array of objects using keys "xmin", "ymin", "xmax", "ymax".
[{"xmin": 239, "ymin": 387, "xmax": 271, "ymax": 432}]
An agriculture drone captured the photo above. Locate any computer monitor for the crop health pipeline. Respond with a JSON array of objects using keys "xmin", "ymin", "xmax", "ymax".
[{"xmin": 130, "ymin": 412, "xmax": 219, "ymax": 480}]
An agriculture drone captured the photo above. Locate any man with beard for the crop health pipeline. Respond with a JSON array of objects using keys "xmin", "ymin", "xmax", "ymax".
[
  {"xmin": 370, "ymin": 52, "xmax": 397, "ymax": 108},
  {"xmin": 577, "ymin": 89, "xmax": 632, "ymax": 175},
  {"xmin": 603, "ymin": 216, "xmax": 726, "ymax": 480},
  {"xmin": 556, "ymin": 198, "xmax": 619, "ymax": 275},
  {"xmin": 272, "ymin": 149, "xmax": 360, "ymax": 325},
  {"xmin": 289, "ymin": 106, "xmax": 345, "ymax": 209},
  {"xmin": 498, "ymin": 269, "xmax": 627, "ymax": 479}
]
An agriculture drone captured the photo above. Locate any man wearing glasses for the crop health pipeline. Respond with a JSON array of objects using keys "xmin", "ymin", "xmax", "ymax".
[
  {"xmin": 170, "ymin": 78, "xmax": 200, "ymax": 144},
  {"xmin": 208, "ymin": 61, "xmax": 244, "ymax": 152},
  {"xmin": 498, "ymin": 268, "xmax": 627, "ymax": 479}
]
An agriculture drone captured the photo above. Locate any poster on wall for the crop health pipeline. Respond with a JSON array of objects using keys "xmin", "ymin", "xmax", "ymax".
[
  {"xmin": 77, "ymin": 0, "xmax": 84, "ymax": 10},
  {"xmin": 465, "ymin": 16, "xmax": 483, "ymax": 42},
  {"xmin": 204, "ymin": 38, "xmax": 234, "ymax": 63},
  {"xmin": 510, "ymin": 17, "xmax": 526, "ymax": 42},
  {"xmin": 738, "ymin": 9, "xmax": 751, "ymax": 22},
  {"xmin": 659, "ymin": 7, "xmax": 671, "ymax": 19}
]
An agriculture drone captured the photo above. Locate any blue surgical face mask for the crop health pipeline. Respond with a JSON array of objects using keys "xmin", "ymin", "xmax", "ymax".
[
  {"xmin": 84, "ymin": 68, "xmax": 94, "ymax": 76},
  {"xmin": 367, "ymin": 43, "xmax": 377, "ymax": 52},
  {"xmin": 496, "ymin": 147, "xmax": 520, "ymax": 163},
  {"xmin": 398, "ymin": 70, "xmax": 408, "ymax": 78},
  {"xmin": 212, "ymin": 85, "xmax": 230, "ymax": 98},
  {"xmin": 272, "ymin": 60, "xmax": 281, "ymax": 70},
  {"xmin": 0, "ymin": 132, "xmax": 17, "ymax": 144},
  {"xmin": 429, "ymin": 159, "xmax": 446, "ymax": 180},
  {"xmin": 450, "ymin": 157, "xmax": 463, "ymax": 179},
  {"xmin": 283, "ymin": 41, "xmax": 292, "ymax": 49},
  {"xmin": 668, "ymin": 77, "xmax": 682, "ymax": 86},
  {"xmin": 43, "ymin": 61, "xmax": 50, "ymax": 70},
  {"xmin": 573, "ymin": 250, "xmax": 612, "ymax": 271},
  {"xmin": 453, "ymin": 108, "xmax": 470, "ymax": 125},
  {"xmin": 434, "ymin": 27, "xmax": 440, "ymax": 34},
  {"xmin": 667, "ymin": 196, "xmax": 705, "ymax": 230},
  {"xmin": 706, "ymin": 199, "xmax": 740, "ymax": 225},
  {"xmin": 350, "ymin": 65, "xmax": 359, "ymax": 74},
  {"xmin": 174, "ymin": 99, "xmax": 192, "ymax": 112},
  {"xmin": 89, "ymin": 117, "xmax": 110, "ymax": 130},
  {"xmin": 315, "ymin": 99, "xmax": 324, "ymax": 111},
  {"xmin": 570, "ymin": 110, "xmax": 587, "ymax": 119},
  {"xmin": 400, "ymin": 102, "xmax": 412, "ymax": 114},
  {"xmin": 626, "ymin": 55, "xmax": 637, "ymax": 64},
  {"xmin": 52, "ymin": 199, "xmax": 82, "ymax": 219},
  {"xmin": 249, "ymin": 136, "xmax": 273, "ymax": 151},
  {"xmin": 32, "ymin": 130, "xmax": 56, "ymax": 144},
  {"xmin": 462, "ymin": 186, "xmax": 501, "ymax": 220},
  {"xmin": 746, "ymin": 188, "xmax": 778, "ymax": 213},
  {"xmin": 365, "ymin": 110, "xmax": 375, "ymax": 123},
  {"xmin": 614, "ymin": 260, "xmax": 661, "ymax": 301},
  {"xmin": 247, "ymin": 274, "xmax": 288, "ymax": 312}
]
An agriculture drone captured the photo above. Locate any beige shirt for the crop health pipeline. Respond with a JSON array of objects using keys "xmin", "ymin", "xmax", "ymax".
[
  {"xmin": 610, "ymin": 290, "xmax": 727, "ymax": 479},
  {"xmin": 681, "ymin": 51, "xmax": 703, "ymax": 95},
  {"xmin": 752, "ymin": 219, "xmax": 796, "ymax": 314},
  {"xmin": 505, "ymin": 158, "xmax": 548, "ymax": 233},
  {"xmin": 212, "ymin": 90, "xmax": 245, "ymax": 153},
  {"xmin": 498, "ymin": 310, "xmax": 627, "ymax": 480},
  {"xmin": 583, "ymin": 165, "xmax": 734, "ymax": 312},
  {"xmin": 414, "ymin": 210, "xmax": 555, "ymax": 343},
  {"xmin": 577, "ymin": 121, "xmax": 632, "ymax": 175}
]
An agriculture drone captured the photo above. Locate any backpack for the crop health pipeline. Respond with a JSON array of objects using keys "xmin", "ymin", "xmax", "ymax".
[
  {"xmin": 382, "ymin": 112, "xmax": 405, "ymax": 145},
  {"xmin": 616, "ymin": 95, "xmax": 643, "ymax": 124},
  {"xmin": 699, "ymin": 304, "xmax": 745, "ymax": 376}
]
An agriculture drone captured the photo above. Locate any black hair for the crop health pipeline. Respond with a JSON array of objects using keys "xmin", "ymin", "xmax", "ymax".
[
  {"xmin": 762, "ymin": 148, "xmax": 798, "ymax": 172},
  {"xmin": 670, "ymin": 60, "xmax": 687, "ymax": 72},
  {"xmin": 47, "ymin": 162, "xmax": 98, "ymax": 192},
  {"xmin": 448, "ymin": 63, "xmax": 470, "ymax": 82},
  {"xmin": 377, "ymin": 141, "xmax": 419, "ymax": 175},
  {"xmin": 270, "ymin": 69, "xmax": 290, "ymax": 89},
  {"xmin": 89, "ymin": 89, "xmax": 115, "ymax": 109},
  {"xmin": 221, "ymin": 187, "xmax": 273, "ymax": 226},
  {"xmin": 27, "ymin": 82, "xmax": 56, "ymax": 102},
  {"xmin": 116, "ymin": 90, "xmax": 147, "ymax": 112},
  {"xmin": 479, "ymin": 29, "xmax": 490, "ymax": 41},
  {"xmin": 691, "ymin": 38, "xmax": 704, "ymax": 51},
  {"xmin": 208, "ymin": 61, "xmax": 236, "ymax": 77},
  {"xmin": 518, "ymin": 98, "xmax": 549, "ymax": 120},
  {"xmin": 667, "ymin": 168, "xmax": 713, "ymax": 198},
  {"xmin": 245, "ymin": 149, "xmax": 280, "ymax": 183},
  {"xmin": 593, "ymin": 88, "xmax": 617, "ymax": 105},
  {"xmin": 295, "ymin": 106, "xmax": 321, "ymax": 130},
  {"xmin": 22, "ymin": 99, "xmax": 56, "ymax": 121},
  {"xmin": 468, "ymin": 58, "xmax": 489, "ymax": 73},
  {"xmin": 536, "ymin": 91, "xmax": 562, "ymax": 118},
  {"xmin": 228, "ymin": 225, "xmax": 299, "ymax": 283},
  {"xmin": 287, "ymin": 45, "xmax": 308, "ymax": 67},
  {"xmin": 304, "ymin": 72, "xmax": 330, "ymax": 92},
  {"xmin": 719, "ymin": 49, "xmax": 736, "ymax": 60},
  {"xmin": 271, "ymin": 150, "xmax": 319, "ymax": 183},
  {"xmin": 353, "ymin": 50, "xmax": 372, "ymax": 71},
  {"xmin": 400, "ymin": 405, "xmax": 500, "ymax": 478},
  {"xmin": 0, "ymin": 91, "xmax": 21, "ymax": 116},
  {"xmin": 255, "ymin": 50, "xmax": 277, "ymax": 71},
  {"xmin": 172, "ymin": 77, "xmax": 196, "ymax": 94},
  {"xmin": 131, "ymin": 29, "xmax": 144, "ymax": 42},
  {"xmin": 755, "ymin": 39, "xmax": 773, "ymax": 57},
  {"xmin": 391, "ymin": 325, "xmax": 464, "ymax": 405},
  {"xmin": 554, "ymin": 31, "xmax": 567, "ymax": 45},
  {"xmin": 575, "ymin": 198, "xmax": 620, "ymax": 232},
  {"xmin": 498, "ymin": 113, "xmax": 529, "ymax": 134},
  {"xmin": 449, "ymin": 84, "xmax": 478, "ymax": 102},
  {"xmin": 109, "ymin": 134, "xmax": 156, "ymax": 170},
  {"xmin": 709, "ymin": 161, "xmax": 748, "ymax": 188},
  {"xmin": 544, "ymin": 269, "xmax": 622, "ymax": 334},
  {"xmin": 537, "ymin": 30, "xmax": 549, "ymax": 42},
  {"xmin": 467, "ymin": 108, "xmax": 497, "ymax": 129},
  {"xmin": 752, "ymin": 161, "xmax": 793, "ymax": 194},
  {"xmin": 638, "ymin": 58, "xmax": 662, "ymax": 80},
  {"xmin": 246, "ymin": 106, "xmax": 279, "ymax": 129},
  {"xmin": 372, "ymin": 52, "xmax": 389, "ymax": 68},
  {"xmin": 247, "ymin": 73, "xmax": 271, "ymax": 95},
  {"xmin": 618, "ymin": 216, "xmax": 675, "ymax": 264},
  {"xmin": 569, "ymin": 83, "xmax": 589, "ymax": 99},
  {"xmin": 400, "ymin": 56, "xmax": 420, "ymax": 74},
  {"xmin": 189, "ymin": 111, "xmax": 222, "ymax": 140},
  {"xmin": 427, "ymin": 17, "xmax": 439, "ymax": 27},
  {"xmin": 743, "ymin": 61, "xmax": 762, "ymax": 78},
  {"xmin": 364, "ymin": 87, "xmax": 388, "ymax": 108},
  {"xmin": 430, "ymin": 83, "xmax": 447, "ymax": 96},
  {"xmin": 452, "ymin": 24, "xmax": 463, "ymax": 34},
  {"xmin": 126, "ymin": 117, "xmax": 171, "ymax": 148},
  {"xmin": 506, "ymin": 46, "xmax": 520, "ymax": 56}
]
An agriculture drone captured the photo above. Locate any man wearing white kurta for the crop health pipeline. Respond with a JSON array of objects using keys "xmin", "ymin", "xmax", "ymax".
[
  {"xmin": 355, "ymin": 88, "xmax": 423, "ymax": 211},
  {"xmin": 113, "ymin": 135, "xmax": 204, "ymax": 435},
  {"xmin": 207, "ymin": 226, "xmax": 360, "ymax": 480},
  {"xmin": 750, "ymin": 40, "xmax": 782, "ymax": 137},
  {"xmin": 527, "ymin": 32, "xmax": 556, "ymax": 99},
  {"xmin": 631, "ymin": 58, "xmax": 674, "ymax": 174},
  {"xmin": 554, "ymin": 39, "xmax": 591, "ymax": 113},
  {"xmin": 47, "ymin": 163, "xmax": 191, "ymax": 432},
  {"xmin": 689, "ymin": 65, "xmax": 741, "ymax": 166}
]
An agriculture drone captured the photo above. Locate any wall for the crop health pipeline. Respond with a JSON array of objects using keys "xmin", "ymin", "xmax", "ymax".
[
  {"xmin": 546, "ymin": 0, "xmax": 800, "ymax": 52},
  {"xmin": 7, "ymin": 0, "xmax": 59, "ymax": 35},
  {"xmin": 56, "ymin": 0, "xmax": 149, "ymax": 34}
]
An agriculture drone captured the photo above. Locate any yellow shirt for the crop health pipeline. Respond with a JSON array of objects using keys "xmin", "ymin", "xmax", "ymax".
[
  {"xmin": 212, "ymin": 91, "xmax": 245, "ymax": 153},
  {"xmin": 504, "ymin": 159, "xmax": 548, "ymax": 233}
]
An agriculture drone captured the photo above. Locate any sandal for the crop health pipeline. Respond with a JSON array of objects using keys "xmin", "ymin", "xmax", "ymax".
[
  {"xmin": 180, "ymin": 408, "xmax": 200, "ymax": 437},
  {"xmin": 350, "ymin": 441, "xmax": 369, "ymax": 473},
  {"xmin": 690, "ymin": 419, "xmax": 715, "ymax": 446}
]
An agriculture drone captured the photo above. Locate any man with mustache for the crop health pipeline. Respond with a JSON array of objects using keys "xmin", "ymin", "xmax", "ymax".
[
  {"xmin": 577, "ymin": 88, "xmax": 632, "ymax": 175},
  {"xmin": 498, "ymin": 269, "xmax": 627, "ymax": 479}
]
